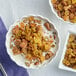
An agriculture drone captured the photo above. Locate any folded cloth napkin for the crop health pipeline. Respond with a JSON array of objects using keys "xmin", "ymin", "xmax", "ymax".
[{"xmin": 0, "ymin": 18, "xmax": 29, "ymax": 76}]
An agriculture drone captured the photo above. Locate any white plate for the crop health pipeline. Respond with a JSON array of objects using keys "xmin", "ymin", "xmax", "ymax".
[
  {"xmin": 5, "ymin": 15, "xmax": 59, "ymax": 69},
  {"xmin": 59, "ymin": 31, "xmax": 76, "ymax": 72}
]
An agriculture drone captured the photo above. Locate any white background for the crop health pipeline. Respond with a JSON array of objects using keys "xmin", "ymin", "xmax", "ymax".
[{"xmin": 0, "ymin": 0, "xmax": 76, "ymax": 76}]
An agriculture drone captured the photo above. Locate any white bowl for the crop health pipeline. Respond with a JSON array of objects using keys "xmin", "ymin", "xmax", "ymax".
[
  {"xmin": 49, "ymin": 0, "xmax": 76, "ymax": 24},
  {"xmin": 6, "ymin": 15, "xmax": 59, "ymax": 69},
  {"xmin": 59, "ymin": 31, "xmax": 76, "ymax": 72}
]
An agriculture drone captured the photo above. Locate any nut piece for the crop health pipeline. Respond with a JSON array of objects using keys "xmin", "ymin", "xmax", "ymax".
[
  {"xmin": 12, "ymin": 46, "xmax": 21, "ymax": 55},
  {"xmin": 34, "ymin": 62, "xmax": 39, "ymax": 65},
  {"xmin": 45, "ymin": 52, "xmax": 54, "ymax": 60},
  {"xmin": 14, "ymin": 39, "xmax": 21, "ymax": 46},
  {"xmin": 20, "ymin": 40, "xmax": 27, "ymax": 48},
  {"xmin": 44, "ymin": 22, "xmax": 51, "ymax": 31},
  {"xmin": 12, "ymin": 25, "xmax": 19, "ymax": 35}
]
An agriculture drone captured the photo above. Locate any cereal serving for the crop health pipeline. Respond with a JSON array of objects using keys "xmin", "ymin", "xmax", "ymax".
[
  {"xmin": 51, "ymin": 0, "xmax": 76, "ymax": 23},
  {"xmin": 63, "ymin": 34, "xmax": 76, "ymax": 69},
  {"xmin": 6, "ymin": 16, "xmax": 59, "ymax": 68}
]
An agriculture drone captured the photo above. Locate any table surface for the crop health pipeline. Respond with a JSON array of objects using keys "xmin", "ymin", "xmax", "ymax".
[{"xmin": 0, "ymin": 0, "xmax": 76, "ymax": 76}]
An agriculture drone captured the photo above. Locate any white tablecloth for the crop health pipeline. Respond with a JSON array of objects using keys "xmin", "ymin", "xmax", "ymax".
[{"xmin": 0, "ymin": 0, "xmax": 76, "ymax": 76}]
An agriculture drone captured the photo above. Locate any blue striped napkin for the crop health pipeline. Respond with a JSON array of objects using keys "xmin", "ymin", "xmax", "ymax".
[{"xmin": 0, "ymin": 18, "xmax": 29, "ymax": 76}]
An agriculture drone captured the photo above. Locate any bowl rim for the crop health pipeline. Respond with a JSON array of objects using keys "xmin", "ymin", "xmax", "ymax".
[
  {"xmin": 5, "ymin": 14, "xmax": 60, "ymax": 69},
  {"xmin": 49, "ymin": 0, "xmax": 76, "ymax": 25}
]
